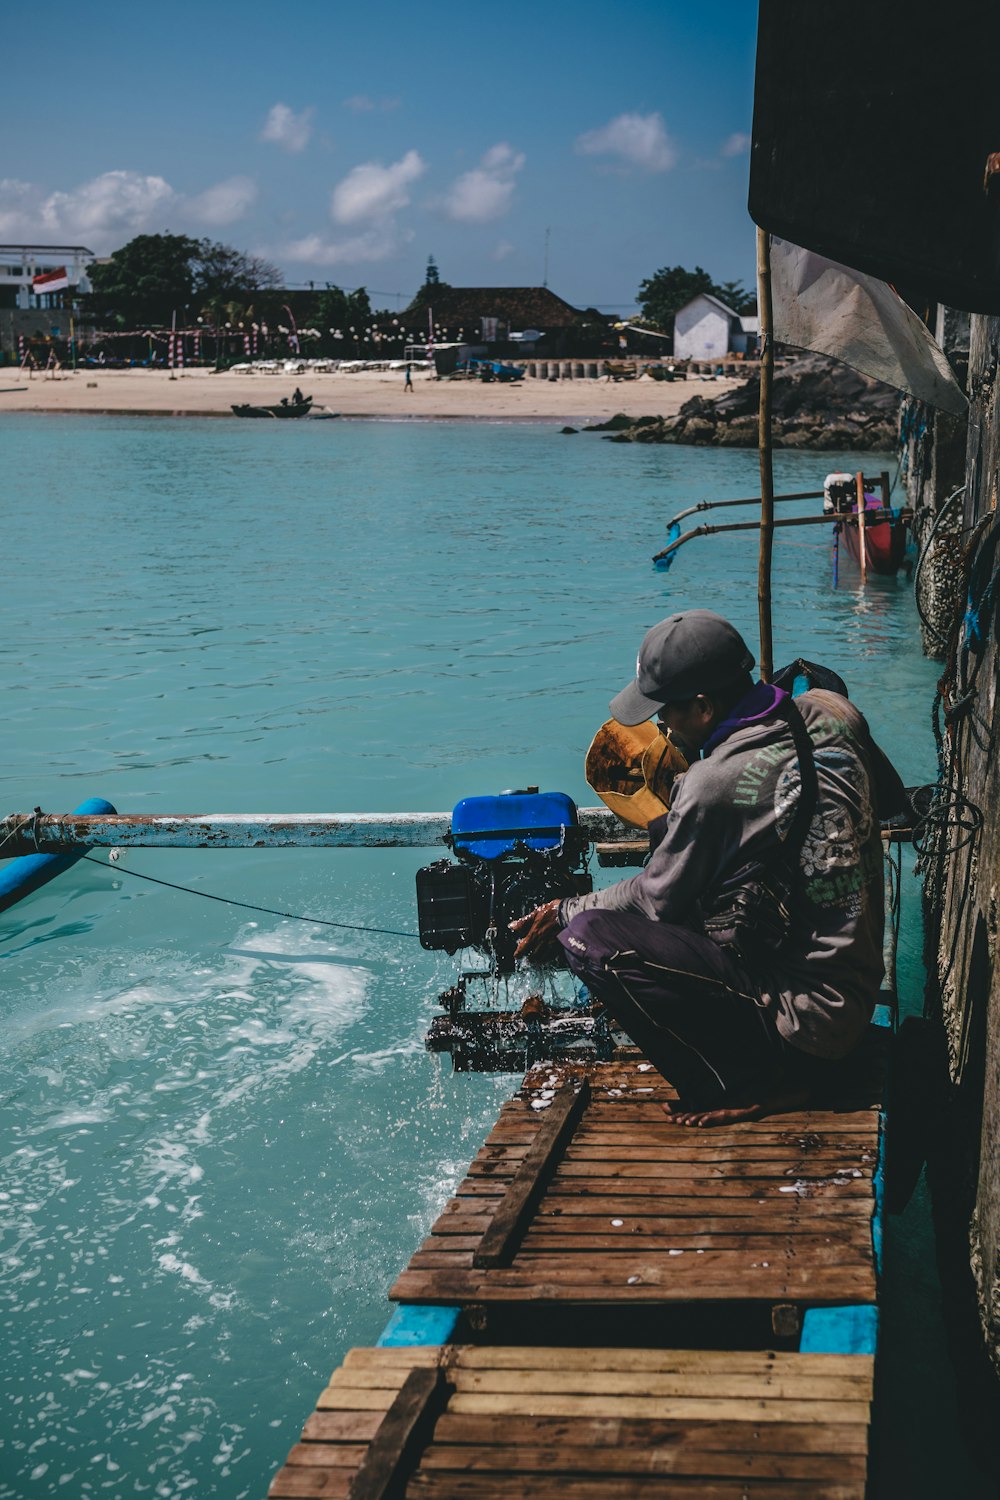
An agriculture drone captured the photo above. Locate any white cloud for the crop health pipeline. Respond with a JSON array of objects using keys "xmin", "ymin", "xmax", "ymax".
[
  {"xmin": 343, "ymin": 94, "xmax": 400, "ymax": 114},
  {"xmin": 186, "ymin": 175, "xmax": 258, "ymax": 226},
  {"xmin": 331, "ymin": 150, "xmax": 425, "ymax": 225},
  {"xmin": 0, "ymin": 169, "xmax": 258, "ymax": 251},
  {"xmin": 41, "ymin": 170, "xmax": 175, "ymax": 238},
  {"xmin": 575, "ymin": 112, "xmax": 677, "ymax": 172},
  {"xmin": 443, "ymin": 144, "xmax": 524, "ymax": 223},
  {"xmin": 721, "ymin": 132, "xmax": 751, "ymax": 157},
  {"xmin": 493, "ymin": 239, "xmax": 515, "ymax": 261},
  {"xmin": 260, "ymin": 103, "xmax": 314, "ymax": 153},
  {"xmin": 0, "ymin": 178, "xmax": 43, "ymax": 238},
  {"xmin": 281, "ymin": 225, "xmax": 411, "ymax": 266}
]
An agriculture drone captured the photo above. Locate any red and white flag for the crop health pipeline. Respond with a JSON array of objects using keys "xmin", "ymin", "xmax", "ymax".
[{"xmin": 32, "ymin": 267, "xmax": 69, "ymax": 294}]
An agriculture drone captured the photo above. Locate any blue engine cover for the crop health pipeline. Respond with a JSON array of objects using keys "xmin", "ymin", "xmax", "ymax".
[{"xmin": 450, "ymin": 791, "xmax": 579, "ymax": 861}]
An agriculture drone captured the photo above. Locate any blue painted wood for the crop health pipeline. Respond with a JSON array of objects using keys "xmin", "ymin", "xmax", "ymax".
[
  {"xmin": 800, "ymin": 1304, "xmax": 879, "ymax": 1355},
  {"xmin": 0, "ymin": 798, "xmax": 116, "ymax": 915},
  {"xmin": 377, "ymin": 1304, "xmax": 460, "ymax": 1348}
]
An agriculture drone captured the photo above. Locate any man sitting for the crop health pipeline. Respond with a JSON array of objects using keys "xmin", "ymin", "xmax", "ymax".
[{"xmin": 512, "ymin": 610, "xmax": 903, "ymax": 1127}]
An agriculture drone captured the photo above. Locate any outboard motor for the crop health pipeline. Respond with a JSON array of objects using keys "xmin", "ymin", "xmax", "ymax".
[
  {"xmin": 824, "ymin": 472, "xmax": 857, "ymax": 514},
  {"xmin": 416, "ymin": 789, "xmax": 591, "ymax": 975},
  {"xmin": 416, "ymin": 789, "xmax": 603, "ymax": 1071}
]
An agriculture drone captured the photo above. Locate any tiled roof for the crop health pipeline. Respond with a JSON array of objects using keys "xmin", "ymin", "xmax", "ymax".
[{"xmin": 403, "ymin": 286, "xmax": 600, "ymax": 328}]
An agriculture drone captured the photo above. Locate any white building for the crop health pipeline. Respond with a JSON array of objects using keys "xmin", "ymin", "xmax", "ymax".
[
  {"xmin": 673, "ymin": 293, "xmax": 757, "ymax": 360},
  {"xmin": 0, "ymin": 244, "xmax": 95, "ymax": 312}
]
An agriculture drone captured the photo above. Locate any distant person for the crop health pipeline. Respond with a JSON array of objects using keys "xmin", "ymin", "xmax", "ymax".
[
  {"xmin": 292, "ymin": 386, "xmax": 304, "ymax": 404},
  {"xmin": 404, "ymin": 363, "xmax": 413, "ymax": 392}
]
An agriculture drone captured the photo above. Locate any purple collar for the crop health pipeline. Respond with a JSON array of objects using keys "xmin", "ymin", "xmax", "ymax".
[{"xmin": 702, "ymin": 682, "xmax": 789, "ymax": 756}]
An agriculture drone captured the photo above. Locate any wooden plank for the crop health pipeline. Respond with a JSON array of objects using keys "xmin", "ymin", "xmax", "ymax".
[
  {"xmin": 444, "ymin": 1371, "xmax": 872, "ymax": 1401},
  {"xmin": 467, "ymin": 1159, "xmax": 874, "ymax": 1181},
  {"xmin": 436, "ymin": 1197, "xmax": 873, "ymax": 1222},
  {"xmin": 443, "ymin": 1348, "xmax": 873, "ymax": 1377},
  {"xmin": 331, "ymin": 1366, "xmax": 872, "ymax": 1401},
  {"xmin": 421, "ymin": 1232, "xmax": 872, "ymax": 1255},
  {"xmin": 343, "ymin": 1348, "xmax": 442, "ymax": 1370},
  {"xmin": 302, "ymin": 1412, "xmax": 389, "ymax": 1443},
  {"xmin": 417, "ymin": 1445, "xmax": 868, "ymax": 1479},
  {"xmin": 406, "ymin": 1242, "xmax": 872, "ymax": 1273},
  {"xmin": 388, "ymin": 1269, "xmax": 876, "ymax": 1305},
  {"xmin": 429, "ymin": 1413, "xmax": 871, "ymax": 1452},
  {"xmin": 405, "ymin": 1476, "xmax": 865, "ymax": 1499},
  {"xmin": 472, "ymin": 1081, "xmax": 590, "ymax": 1270},
  {"xmin": 284, "ymin": 1444, "xmax": 368, "ymax": 1468},
  {"xmin": 345, "ymin": 1366, "xmax": 447, "ymax": 1500},
  {"xmin": 269, "ymin": 1470, "xmax": 354, "ymax": 1498},
  {"xmin": 443, "ymin": 1392, "xmax": 869, "ymax": 1422}
]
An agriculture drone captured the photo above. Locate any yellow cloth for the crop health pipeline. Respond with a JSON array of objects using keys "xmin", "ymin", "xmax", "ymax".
[{"xmin": 585, "ymin": 718, "xmax": 688, "ymax": 829}]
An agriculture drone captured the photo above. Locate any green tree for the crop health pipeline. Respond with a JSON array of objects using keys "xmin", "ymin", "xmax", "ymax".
[
  {"xmin": 714, "ymin": 279, "xmax": 757, "ymax": 316},
  {"xmin": 85, "ymin": 232, "xmax": 200, "ymax": 326},
  {"xmin": 192, "ymin": 240, "xmax": 281, "ymax": 310},
  {"xmin": 408, "ymin": 256, "xmax": 452, "ymax": 310},
  {"xmin": 316, "ymin": 285, "xmax": 372, "ymax": 339},
  {"xmin": 637, "ymin": 265, "xmax": 756, "ymax": 334},
  {"xmin": 85, "ymin": 234, "xmax": 282, "ymax": 328}
]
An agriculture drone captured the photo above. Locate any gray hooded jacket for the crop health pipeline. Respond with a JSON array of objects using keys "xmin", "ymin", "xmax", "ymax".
[{"xmin": 561, "ymin": 690, "xmax": 885, "ymax": 1059}]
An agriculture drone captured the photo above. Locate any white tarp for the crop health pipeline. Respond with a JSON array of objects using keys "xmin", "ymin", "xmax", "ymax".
[{"xmin": 770, "ymin": 237, "xmax": 968, "ymax": 415}]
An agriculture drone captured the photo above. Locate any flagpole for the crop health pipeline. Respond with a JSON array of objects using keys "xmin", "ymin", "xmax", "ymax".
[{"xmin": 756, "ymin": 226, "xmax": 775, "ymax": 682}]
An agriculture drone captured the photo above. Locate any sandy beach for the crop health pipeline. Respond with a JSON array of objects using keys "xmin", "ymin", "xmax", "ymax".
[{"xmin": 0, "ymin": 365, "xmax": 743, "ymax": 422}]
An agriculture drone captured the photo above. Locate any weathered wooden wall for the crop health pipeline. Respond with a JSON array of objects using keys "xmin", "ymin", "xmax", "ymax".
[{"xmin": 912, "ymin": 312, "xmax": 1000, "ymax": 1376}]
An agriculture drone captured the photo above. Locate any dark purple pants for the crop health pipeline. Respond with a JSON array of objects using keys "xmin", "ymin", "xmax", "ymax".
[{"xmin": 559, "ymin": 908, "xmax": 820, "ymax": 1110}]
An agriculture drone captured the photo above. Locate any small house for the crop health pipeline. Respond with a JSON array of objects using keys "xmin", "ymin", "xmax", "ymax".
[{"xmin": 673, "ymin": 293, "xmax": 754, "ymax": 361}]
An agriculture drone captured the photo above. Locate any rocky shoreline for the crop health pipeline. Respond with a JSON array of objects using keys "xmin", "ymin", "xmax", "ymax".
[{"xmin": 587, "ymin": 354, "xmax": 899, "ymax": 450}]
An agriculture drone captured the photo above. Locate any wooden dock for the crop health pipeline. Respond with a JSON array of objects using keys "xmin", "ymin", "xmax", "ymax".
[{"xmin": 267, "ymin": 1040, "xmax": 885, "ymax": 1498}]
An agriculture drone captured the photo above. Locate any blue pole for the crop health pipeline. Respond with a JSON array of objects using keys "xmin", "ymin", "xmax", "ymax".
[{"xmin": 0, "ymin": 797, "xmax": 117, "ymax": 915}]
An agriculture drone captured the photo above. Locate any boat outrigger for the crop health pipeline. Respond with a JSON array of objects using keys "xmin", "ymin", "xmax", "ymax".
[{"xmin": 653, "ymin": 468, "xmax": 912, "ymax": 581}]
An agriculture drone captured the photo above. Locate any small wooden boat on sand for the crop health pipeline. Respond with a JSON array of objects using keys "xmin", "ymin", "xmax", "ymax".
[{"xmin": 232, "ymin": 397, "xmax": 313, "ymax": 419}]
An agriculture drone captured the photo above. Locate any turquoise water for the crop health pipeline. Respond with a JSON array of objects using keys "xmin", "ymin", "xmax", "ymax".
[{"xmin": 0, "ymin": 415, "xmax": 983, "ymax": 1496}]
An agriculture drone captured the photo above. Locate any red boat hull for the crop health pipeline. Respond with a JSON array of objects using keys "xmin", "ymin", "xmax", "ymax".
[{"xmin": 840, "ymin": 503, "xmax": 907, "ymax": 576}]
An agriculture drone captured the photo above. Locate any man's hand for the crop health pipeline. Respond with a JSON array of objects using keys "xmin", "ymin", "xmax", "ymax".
[{"xmin": 510, "ymin": 899, "xmax": 563, "ymax": 962}]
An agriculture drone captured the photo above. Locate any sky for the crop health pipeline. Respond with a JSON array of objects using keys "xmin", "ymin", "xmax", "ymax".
[{"xmin": 3, "ymin": 1, "xmax": 759, "ymax": 314}]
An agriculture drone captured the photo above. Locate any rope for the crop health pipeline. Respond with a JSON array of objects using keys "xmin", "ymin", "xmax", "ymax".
[
  {"xmin": 0, "ymin": 811, "xmax": 41, "ymax": 859},
  {"xmin": 80, "ymin": 854, "xmax": 419, "ymax": 938}
]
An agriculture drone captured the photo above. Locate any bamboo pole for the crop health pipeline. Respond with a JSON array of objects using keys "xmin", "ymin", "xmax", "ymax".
[
  {"xmin": 756, "ymin": 227, "xmax": 775, "ymax": 681},
  {"xmin": 856, "ymin": 471, "xmax": 868, "ymax": 583}
]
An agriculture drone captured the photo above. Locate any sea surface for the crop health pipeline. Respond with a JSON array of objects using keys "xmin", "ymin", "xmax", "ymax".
[{"xmin": 0, "ymin": 414, "xmax": 990, "ymax": 1496}]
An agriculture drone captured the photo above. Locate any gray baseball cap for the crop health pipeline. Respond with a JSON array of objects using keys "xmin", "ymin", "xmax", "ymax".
[{"xmin": 609, "ymin": 610, "xmax": 755, "ymax": 725}]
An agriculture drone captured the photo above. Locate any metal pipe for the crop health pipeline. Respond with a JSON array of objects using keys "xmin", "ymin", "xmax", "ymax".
[
  {"xmin": 0, "ymin": 807, "xmax": 630, "ymax": 855},
  {"xmin": 0, "ymin": 798, "xmax": 116, "ymax": 913},
  {"xmin": 651, "ymin": 508, "xmax": 910, "ymax": 565},
  {"xmin": 664, "ymin": 490, "xmax": 826, "ymax": 533}
]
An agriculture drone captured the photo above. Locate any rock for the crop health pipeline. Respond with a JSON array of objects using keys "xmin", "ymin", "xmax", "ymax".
[
  {"xmin": 680, "ymin": 416, "xmax": 716, "ymax": 440},
  {"xmin": 609, "ymin": 353, "xmax": 901, "ymax": 450},
  {"xmin": 583, "ymin": 412, "xmax": 638, "ymax": 432},
  {"xmin": 560, "ymin": 426, "xmax": 578, "ymax": 434}
]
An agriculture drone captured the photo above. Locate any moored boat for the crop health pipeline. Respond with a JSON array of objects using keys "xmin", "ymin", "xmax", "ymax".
[
  {"xmin": 824, "ymin": 470, "xmax": 908, "ymax": 575},
  {"xmin": 231, "ymin": 397, "xmax": 313, "ymax": 419}
]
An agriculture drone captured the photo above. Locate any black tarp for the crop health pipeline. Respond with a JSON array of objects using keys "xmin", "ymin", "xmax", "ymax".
[{"xmin": 749, "ymin": 1, "xmax": 1000, "ymax": 314}]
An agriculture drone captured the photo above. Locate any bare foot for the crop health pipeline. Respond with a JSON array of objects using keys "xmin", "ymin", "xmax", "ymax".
[{"xmin": 662, "ymin": 1086, "xmax": 810, "ymax": 1128}]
